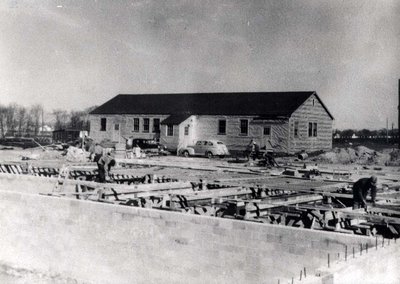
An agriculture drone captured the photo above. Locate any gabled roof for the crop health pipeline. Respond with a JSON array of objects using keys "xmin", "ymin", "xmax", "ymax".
[
  {"xmin": 90, "ymin": 92, "xmax": 334, "ymax": 120},
  {"xmin": 160, "ymin": 114, "xmax": 191, "ymax": 125}
]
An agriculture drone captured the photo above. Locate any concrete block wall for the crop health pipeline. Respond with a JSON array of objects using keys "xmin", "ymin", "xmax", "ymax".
[
  {"xmin": 0, "ymin": 186, "xmax": 376, "ymax": 284},
  {"xmin": 303, "ymin": 241, "xmax": 400, "ymax": 284},
  {"xmin": 0, "ymin": 173, "xmax": 63, "ymax": 194}
]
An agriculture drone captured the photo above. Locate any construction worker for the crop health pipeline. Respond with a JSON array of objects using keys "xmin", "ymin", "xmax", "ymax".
[
  {"xmin": 97, "ymin": 151, "xmax": 116, "ymax": 183},
  {"xmin": 245, "ymin": 139, "xmax": 260, "ymax": 161},
  {"xmin": 90, "ymin": 143, "xmax": 103, "ymax": 163},
  {"xmin": 263, "ymin": 151, "xmax": 279, "ymax": 168},
  {"xmin": 352, "ymin": 176, "xmax": 377, "ymax": 210}
]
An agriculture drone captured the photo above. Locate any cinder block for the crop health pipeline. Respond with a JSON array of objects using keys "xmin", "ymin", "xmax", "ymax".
[
  {"xmin": 232, "ymin": 220, "xmax": 247, "ymax": 230},
  {"xmin": 212, "ymin": 226, "xmax": 229, "ymax": 236},
  {"xmin": 288, "ymin": 244, "xmax": 307, "ymax": 256},
  {"xmin": 218, "ymin": 219, "xmax": 233, "ymax": 230},
  {"xmin": 266, "ymin": 233, "xmax": 283, "ymax": 244}
]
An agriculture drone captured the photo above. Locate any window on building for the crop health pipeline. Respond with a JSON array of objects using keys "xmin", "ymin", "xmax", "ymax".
[
  {"xmin": 143, "ymin": 118, "xmax": 150, "ymax": 133},
  {"xmin": 218, "ymin": 120, "xmax": 226, "ymax": 135},
  {"xmin": 263, "ymin": 126, "xmax": 271, "ymax": 136},
  {"xmin": 114, "ymin": 124, "xmax": 119, "ymax": 131},
  {"xmin": 308, "ymin": 122, "xmax": 318, "ymax": 137},
  {"xmin": 100, "ymin": 118, "xmax": 106, "ymax": 131},
  {"xmin": 184, "ymin": 125, "xmax": 189, "ymax": 136},
  {"xmin": 240, "ymin": 119, "xmax": 248, "ymax": 135},
  {"xmin": 133, "ymin": 118, "xmax": 139, "ymax": 132},
  {"xmin": 167, "ymin": 124, "xmax": 174, "ymax": 136},
  {"xmin": 294, "ymin": 121, "xmax": 299, "ymax": 137},
  {"xmin": 153, "ymin": 118, "xmax": 160, "ymax": 133}
]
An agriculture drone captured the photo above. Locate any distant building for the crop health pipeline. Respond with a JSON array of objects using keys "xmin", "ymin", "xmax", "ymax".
[
  {"xmin": 52, "ymin": 128, "xmax": 82, "ymax": 143},
  {"xmin": 89, "ymin": 92, "xmax": 334, "ymax": 154}
]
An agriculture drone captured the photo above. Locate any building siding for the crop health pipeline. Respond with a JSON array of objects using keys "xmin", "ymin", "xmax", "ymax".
[
  {"xmin": 89, "ymin": 114, "xmax": 169, "ymax": 142},
  {"xmin": 88, "ymin": 93, "xmax": 333, "ymax": 154},
  {"xmin": 289, "ymin": 94, "xmax": 333, "ymax": 153},
  {"xmin": 191, "ymin": 116, "xmax": 289, "ymax": 152}
]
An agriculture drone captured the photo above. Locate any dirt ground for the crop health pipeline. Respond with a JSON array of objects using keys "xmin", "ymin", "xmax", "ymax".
[{"xmin": 1, "ymin": 144, "xmax": 399, "ymax": 184}]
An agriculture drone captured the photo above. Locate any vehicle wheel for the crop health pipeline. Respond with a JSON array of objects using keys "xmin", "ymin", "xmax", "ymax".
[
  {"xmin": 206, "ymin": 151, "xmax": 213, "ymax": 159},
  {"xmin": 182, "ymin": 150, "xmax": 189, "ymax": 158}
]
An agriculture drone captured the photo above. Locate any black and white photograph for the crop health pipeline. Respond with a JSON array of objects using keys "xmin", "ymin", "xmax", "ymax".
[{"xmin": 0, "ymin": 0, "xmax": 399, "ymax": 283}]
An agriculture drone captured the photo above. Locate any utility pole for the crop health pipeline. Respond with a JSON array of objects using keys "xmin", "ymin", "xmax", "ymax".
[
  {"xmin": 386, "ymin": 118, "xmax": 389, "ymax": 144},
  {"xmin": 392, "ymin": 122, "xmax": 394, "ymax": 145},
  {"xmin": 41, "ymin": 108, "xmax": 44, "ymax": 134}
]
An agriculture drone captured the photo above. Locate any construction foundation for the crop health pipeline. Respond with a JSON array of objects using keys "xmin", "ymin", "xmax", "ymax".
[{"xmin": 2, "ymin": 173, "xmax": 400, "ymax": 283}]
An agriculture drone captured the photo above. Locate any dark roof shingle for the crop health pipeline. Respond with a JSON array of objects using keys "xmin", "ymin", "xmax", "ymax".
[{"xmin": 90, "ymin": 92, "xmax": 333, "ymax": 119}]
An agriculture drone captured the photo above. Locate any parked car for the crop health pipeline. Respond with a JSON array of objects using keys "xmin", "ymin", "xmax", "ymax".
[
  {"xmin": 131, "ymin": 138, "xmax": 167, "ymax": 153},
  {"xmin": 179, "ymin": 140, "xmax": 230, "ymax": 158}
]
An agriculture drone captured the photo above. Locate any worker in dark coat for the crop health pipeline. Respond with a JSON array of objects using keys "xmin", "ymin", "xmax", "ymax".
[
  {"xmin": 97, "ymin": 152, "xmax": 116, "ymax": 183},
  {"xmin": 352, "ymin": 176, "xmax": 377, "ymax": 209}
]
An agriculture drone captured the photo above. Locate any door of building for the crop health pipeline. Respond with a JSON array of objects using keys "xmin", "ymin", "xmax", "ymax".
[
  {"xmin": 113, "ymin": 123, "xmax": 120, "ymax": 142},
  {"xmin": 262, "ymin": 125, "xmax": 273, "ymax": 151}
]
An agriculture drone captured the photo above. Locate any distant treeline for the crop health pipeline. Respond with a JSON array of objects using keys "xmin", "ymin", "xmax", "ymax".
[
  {"xmin": 0, "ymin": 103, "xmax": 96, "ymax": 138},
  {"xmin": 334, "ymin": 128, "xmax": 399, "ymax": 138}
]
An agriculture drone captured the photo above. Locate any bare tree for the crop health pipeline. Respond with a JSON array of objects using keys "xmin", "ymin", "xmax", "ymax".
[
  {"xmin": 30, "ymin": 104, "xmax": 43, "ymax": 135},
  {"xmin": 16, "ymin": 106, "xmax": 27, "ymax": 135},
  {"xmin": 52, "ymin": 109, "xmax": 70, "ymax": 130},
  {"xmin": 69, "ymin": 106, "xmax": 95, "ymax": 130},
  {"xmin": 0, "ymin": 104, "xmax": 7, "ymax": 138},
  {"xmin": 5, "ymin": 103, "xmax": 18, "ymax": 136}
]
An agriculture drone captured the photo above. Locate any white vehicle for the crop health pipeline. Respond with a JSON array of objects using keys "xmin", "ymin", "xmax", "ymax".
[{"xmin": 179, "ymin": 140, "xmax": 230, "ymax": 158}]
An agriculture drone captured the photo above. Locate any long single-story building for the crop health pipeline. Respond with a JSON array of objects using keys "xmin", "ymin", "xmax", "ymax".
[{"xmin": 88, "ymin": 92, "xmax": 334, "ymax": 154}]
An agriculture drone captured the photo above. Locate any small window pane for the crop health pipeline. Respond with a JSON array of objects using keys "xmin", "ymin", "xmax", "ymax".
[
  {"xmin": 133, "ymin": 118, "xmax": 139, "ymax": 132},
  {"xmin": 153, "ymin": 118, "xmax": 160, "ymax": 133},
  {"xmin": 167, "ymin": 124, "xmax": 173, "ymax": 136},
  {"xmin": 294, "ymin": 121, "xmax": 299, "ymax": 137},
  {"xmin": 240, "ymin": 120, "xmax": 248, "ymax": 135},
  {"xmin": 143, "ymin": 118, "xmax": 150, "ymax": 133},
  {"xmin": 218, "ymin": 120, "xmax": 226, "ymax": 134},
  {"xmin": 100, "ymin": 118, "xmax": 107, "ymax": 131}
]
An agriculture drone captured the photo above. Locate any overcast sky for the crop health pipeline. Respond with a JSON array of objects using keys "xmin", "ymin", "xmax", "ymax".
[{"xmin": 1, "ymin": 0, "xmax": 399, "ymax": 129}]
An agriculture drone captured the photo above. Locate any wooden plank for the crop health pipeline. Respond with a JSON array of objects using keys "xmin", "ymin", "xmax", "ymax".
[{"xmin": 289, "ymin": 204, "xmax": 400, "ymax": 225}]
